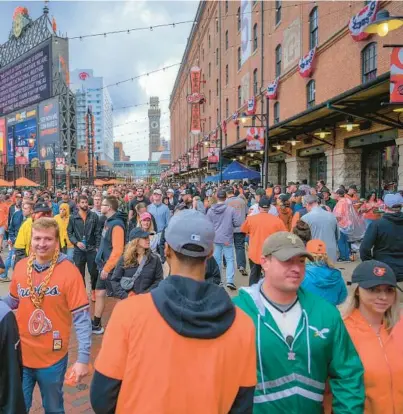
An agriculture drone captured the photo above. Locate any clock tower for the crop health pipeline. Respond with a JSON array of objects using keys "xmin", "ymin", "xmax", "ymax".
[{"xmin": 148, "ymin": 96, "xmax": 161, "ymax": 161}]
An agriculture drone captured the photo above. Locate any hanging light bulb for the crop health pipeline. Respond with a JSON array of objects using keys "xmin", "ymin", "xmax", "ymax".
[
  {"xmin": 340, "ymin": 117, "xmax": 359, "ymax": 132},
  {"xmin": 314, "ymin": 129, "xmax": 331, "ymax": 139}
]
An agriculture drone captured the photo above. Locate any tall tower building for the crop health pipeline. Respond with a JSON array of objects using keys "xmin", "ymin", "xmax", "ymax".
[
  {"xmin": 70, "ymin": 69, "xmax": 114, "ymax": 163},
  {"xmin": 148, "ymin": 96, "xmax": 161, "ymax": 161}
]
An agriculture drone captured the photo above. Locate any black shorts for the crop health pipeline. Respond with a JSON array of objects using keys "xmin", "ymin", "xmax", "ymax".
[{"xmin": 95, "ymin": 273, "xmax": 112, "ymax": 291}]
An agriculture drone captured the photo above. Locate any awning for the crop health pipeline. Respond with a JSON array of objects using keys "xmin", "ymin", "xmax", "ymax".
[
  {"xmin": 224, "ymin": 73, "xmax": 399, "ymax": 153},
  {"xmin": 16, "ymin": 177, "xmax": 39, "ymax": 187}
]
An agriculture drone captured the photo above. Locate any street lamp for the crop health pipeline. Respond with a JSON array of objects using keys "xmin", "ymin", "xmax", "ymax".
[
  {"xmin": 339, "ymin": 117, "xmax": 360, "ymax": 132},
  {"xmin": 364, "ymin": 10, "xmax": 403, "ymax": 37}
]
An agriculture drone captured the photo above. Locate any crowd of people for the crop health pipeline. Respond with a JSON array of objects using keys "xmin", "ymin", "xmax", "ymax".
[{"xmin": 0, "ymin": 179, "xmax": 401, "ymax": 413}]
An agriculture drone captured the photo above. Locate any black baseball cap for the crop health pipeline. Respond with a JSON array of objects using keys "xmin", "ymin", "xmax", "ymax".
[
  {"xmin": 129, "ymin": 227, "xmax": 150, "ymax": 241},
  {"xmin": 349, "ymin": 260, "xmax": 402, "ymax": 291},
  {"xmin": 259, "ymin": 196, "xmax": 271, "ymax": 208},
  {"xmin": 34, "ymin": 202, "xmax": 52, "ymax": 213},
  {"xmin": 217, "ymin": 189, "xmax": 227, "ymax": 199},
  {"xmin": 180, "ymin": 189, "xmax": 192, "ymax": 196},
  {"xmin": 335, "ymin": 188, "xmax": 345, "ymax": 196}
]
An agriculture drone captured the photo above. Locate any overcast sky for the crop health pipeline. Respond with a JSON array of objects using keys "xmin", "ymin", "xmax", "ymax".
[{"xmin": 0, "ymin": 1, "xmax": 198, "ymax": 160}]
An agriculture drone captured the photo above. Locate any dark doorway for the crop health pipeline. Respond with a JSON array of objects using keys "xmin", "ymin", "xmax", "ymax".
[
  {"xmin": 278, "ymin": 161, "xmax": 286, "ymax": 187},
  {"xmin": 309, "ymin": 155, "xmax": 327, "ymax": 187}
]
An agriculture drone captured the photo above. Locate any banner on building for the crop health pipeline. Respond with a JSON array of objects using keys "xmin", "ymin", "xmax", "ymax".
[
  {"xmin": 210, "ymin": 130, "xmax": 217, "ymax": 148},
  {"xmin": 299, "ymin": 48, "xmax": 316, "ymax": 78},
  {"xmin": 187, "ymin": 66, "xmax": 205, "ymax": 135},
  {"xmin": 246, "ymin": 127, "xmax": 264, "ymax": 151},
  {"xmin": 180, "ymin": 157, "xmax": 188, "ymax": 172},
  {"xmin": 56, "ymin": 157, "xmax": 65, "ymax": 170},
  {"xmin": 266, "ymin": 78, "xmax": 279, "ymax": 100},
  {"xmin": 0, "ymin": 118, "xmax": 6, "ymax": 161},
  {"xmin": 348, "ymin": 0, "xmax": 379, "ymax": 42},
  {"xmin": 173, "ymin": 163, "xmax": 180, "ymax": 174},
  {"xmin": 390, "ymin": 47, "xmax": 403, "ymax": 104},
  {"xmin": 246, "ymin": 97, "xmax": 256, "ymax": 115},
  {"xmin": 240, "ymin": 72, "xmax": 250, "ymax": 105},
  {"xmin": 7, "ymin": 107, "xmax": 38, "ymax": 165},
  {"xmin": 39, "ymin": 97, "xmax": 60, "ymax": 161},
  {"xmin": 191, "ymin": 152, "xmax": 200, "ymax": 169},
  {"xmin": 283, "ymin": 19, "xmax": 301, "ymax": 71},
  {"xmin": 241, "ymin": 0, "xmax": 252, "ymax": 66},
  {"xmin": 208, "ymin": 147, "xmax": 220, "ymax": 163}
]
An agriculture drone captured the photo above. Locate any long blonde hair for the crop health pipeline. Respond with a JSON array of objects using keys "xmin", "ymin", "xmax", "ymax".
[
  {"xmin": 341, "ymin": 284, "xmax": 401, "ymax": 331},
  {"xmin": 123, "ymin": 238, "xmax": 150, "ymax": 268},
  {"xmin": 309, "ymin": 253, "xmax": 335, "ymax": 269}
]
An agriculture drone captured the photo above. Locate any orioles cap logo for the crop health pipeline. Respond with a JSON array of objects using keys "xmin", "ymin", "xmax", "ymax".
[{"xmin": 373, "ymin": 266, "xmax": 386, "ymax": 277}]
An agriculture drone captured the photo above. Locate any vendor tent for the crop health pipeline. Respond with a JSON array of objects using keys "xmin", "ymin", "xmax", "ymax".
[
  {"xmin": 15, "ymin": 177, "xmax": 39, "ymax": 187},
  {"xmin": 0, "ymin": 179, "xmax": 11, "ymax": 187},
  {"xmin": 204, "ymin": 161, "xmax": 261, "ymax": 182}
]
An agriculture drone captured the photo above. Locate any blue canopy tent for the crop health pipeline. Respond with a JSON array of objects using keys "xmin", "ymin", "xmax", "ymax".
[{"xmin": 204, "ymin": 161, "xmax": 261, "ymax": 182}]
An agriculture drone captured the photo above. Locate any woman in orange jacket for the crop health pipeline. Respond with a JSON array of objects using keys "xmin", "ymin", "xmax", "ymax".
[{"xmin": 340, "ymin": 260, "xmax": 403, "ymax": 414}]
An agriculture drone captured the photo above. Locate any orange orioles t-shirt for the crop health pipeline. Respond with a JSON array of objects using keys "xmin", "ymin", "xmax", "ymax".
[
  {"xmin": 9, "ymin": 257, "xmax": 89, "ymax": 369},
  {"xmin": 95, "ymin": 294, "xmax": 257, "ymax": 414}
]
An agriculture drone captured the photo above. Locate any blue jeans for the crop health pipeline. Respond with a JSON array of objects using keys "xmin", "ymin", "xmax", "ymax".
[
  {"xmin": 338, "ymin": 231, "xmax": 350, "ymax": 261},
  {"xmin": 66, "ymin": 247, "xmax": 74, "ymax": 262},
  {"xmin": 23, "ymin": 354, "xmax": 68, "ymax": 413},
  {"xmin": 214, "ymin": 243, "xmax": 235, "ymax": 284},
  {"xmin": 4, "ymin": 247, "xmax": 14, "ymax": 277},
  {"xmin": 233, "ymin": 233, "xmax": 246, "ymax": 269}
]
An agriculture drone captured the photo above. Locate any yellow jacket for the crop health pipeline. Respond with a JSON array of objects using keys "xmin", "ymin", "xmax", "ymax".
[
  {"xmin": 54, "ymin": 203, "xmax": 73, "ymax": 248},
  {"xmin": 14, "ymin": 217, "xmax": 33, "ymax": 256}
]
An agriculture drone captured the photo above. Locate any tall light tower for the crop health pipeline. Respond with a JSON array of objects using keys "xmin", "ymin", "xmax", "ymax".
[{"xmin": 148, "ymin": 97, "xmax": 161, "ymax": 161}]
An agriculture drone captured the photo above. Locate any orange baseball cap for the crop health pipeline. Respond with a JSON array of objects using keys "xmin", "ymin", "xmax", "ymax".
[{"xmin": 306, "ymin": 239, "xmax": 327, "ymax": 255}]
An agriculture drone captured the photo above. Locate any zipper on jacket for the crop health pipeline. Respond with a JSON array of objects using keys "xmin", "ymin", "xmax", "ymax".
[{"xmin": 376, "ymin": 332, "xmax": 395, "ymax": 414}]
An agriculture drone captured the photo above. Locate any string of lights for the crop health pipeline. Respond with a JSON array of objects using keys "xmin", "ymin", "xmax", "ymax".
[
  {"xmin": 112, "ymin": 98, "xmax": 171, "ymax": 112},
  {"xmin": 66, "ymin": 2, "xmax": 318, "ymax": 41},
  {"xmin": 113, "ymin": 112, "xmax": 169, "ymax": 129},
  {"xmin": 113, "ymin": 124, "xmax": 170, "ymax": 140}
]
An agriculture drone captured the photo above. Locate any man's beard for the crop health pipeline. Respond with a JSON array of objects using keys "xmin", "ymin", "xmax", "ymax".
[{"xmin": 80, "ymin": 206, "xmax": 88, "ymax": 212}]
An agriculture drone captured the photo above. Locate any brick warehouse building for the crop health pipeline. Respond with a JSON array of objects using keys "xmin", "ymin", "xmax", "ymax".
[{"xmin": 169, "ymin": 0, "xmax": 403, "ymax": 194}]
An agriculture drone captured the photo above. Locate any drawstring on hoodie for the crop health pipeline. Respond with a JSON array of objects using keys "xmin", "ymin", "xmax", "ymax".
[
  {"xmin": 303, "ymin": 310, "xmax": 311, "ymax": 375},
  {"xmin": 257, "ymin": 315, "xmax": 266, "ymax": 394}
]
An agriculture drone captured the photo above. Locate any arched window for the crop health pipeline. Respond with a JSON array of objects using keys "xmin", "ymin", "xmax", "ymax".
[
  {"xmin": 237, "ymin": 7, "xmax": 241, "ymax": 31},
  {"xmin": 307, "ymin": 80, "xmax": 316, "ymax": 108},
  {"xmin": 253, "ymin": 23, "xmax": 258, "ymax": 51},
  {"xmin": 236, "ymin": 125, "xmax": 240, "ymax": 141},
  {"xmin": 208, "ymin": 62, "xmax": 211, "ymax": 78},
  {"xmin": 225, "ymin": 98, "xmax": 229, "ymax": 118},
  {"xmin": 237, "ymin": 85, "xmax": 242, "ymax": 108},
  {"xmin": 225, "ymin": 0, "xmax": 229, "ymax": 14},
  {"xmin": 309, "ymin": 7, "xmax": 318, "ymax": 49},
  {"xmin": 225, "ymin": 30, "xmax": 229, "ymax": 50},
  {"xmin": 237, "ymin": 47, "xmax": 241, "ymax": 70},
  {"xmin": 362, "ymin": 42, "xmax": 377, "ymax": 83},
  {"xmin": 216, "ymin": 48, "xmax": 219, "ymax": 66},
  {"xmin": 275, "ymin": 45, "xmax": 282, "ymax": 77},
  {"xmin": 275, "ymin": 0, "xmax": 281, "ymax": 24},
  {"xmin": 253, "ymin": 68, "xmax": 258, "ymax": 96},
  {"xmin": 274, "ymin": 102, "xmax": 280, "ymax": 124},
  {"xmin": 216, "ymin": 79, "xmax": 219, "ymax": 96},
  {"xmin": 225, "ymin": 64, "xmax": 229, "ymax": 85}
]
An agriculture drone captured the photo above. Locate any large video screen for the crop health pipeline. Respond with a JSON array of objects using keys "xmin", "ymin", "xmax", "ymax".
[
  {"xmin": 7, "ymin": 108, "xmax": 39, "ymax": 165},
  {"xmin": 0, "ymin": 43, "xmax": 51, "ymax": 116}
]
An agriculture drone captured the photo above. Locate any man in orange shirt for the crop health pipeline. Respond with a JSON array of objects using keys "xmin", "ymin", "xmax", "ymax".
[
  {"xmin": 91, "ymin": 209, "xmax": 256, "ymax": 413},
  {"xmin": 2, "ymin": 217, "xmax": 91, "ymax": 413},
  {"xmin": 241, "ymin": 196, "xmax": 286, "ymax": 286},
  {"xmin": 93, "ymin": 196, "xmax": 125, "ymax": 334}
]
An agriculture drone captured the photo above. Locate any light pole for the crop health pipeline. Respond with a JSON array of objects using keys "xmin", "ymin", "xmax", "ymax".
[{"xmin": 239, "ymin": 96, "xmax": 270, "ymax": 188}]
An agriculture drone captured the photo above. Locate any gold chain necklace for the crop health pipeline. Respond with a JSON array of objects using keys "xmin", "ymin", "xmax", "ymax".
[{"xmin": 26, "ymin": 250, "xmax": 59, "ymax": 309}]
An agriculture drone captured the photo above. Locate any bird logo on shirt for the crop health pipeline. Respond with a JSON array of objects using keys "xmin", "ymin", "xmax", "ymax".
[{"xmin": 309, "ymin": 326, "xmax": 330, "ymax": 339}]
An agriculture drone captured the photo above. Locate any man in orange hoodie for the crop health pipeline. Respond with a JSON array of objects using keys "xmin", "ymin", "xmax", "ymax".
[{"xmin": 241, "ymin": 196, "xmax": 286, "ymax": 286}]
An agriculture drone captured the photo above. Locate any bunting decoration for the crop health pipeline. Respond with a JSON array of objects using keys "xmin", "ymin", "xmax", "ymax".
[
  {"xmin": 246, "ymin": 96, "xmax": 257, "ymax": 115},
  {"xmin": 348, "ymin": 0, "xmax": 379, "ymax": 42},
  {"xmin": 299, "ymin": 48, "xmax": 316, "ymax": 78},
  {"xmin": 266, "ymin": 77, "xmax": 279, "ymax": 100},
  {"xmin": 221, "ymin": 119, "xmax": 227, "ymax": 134},
  {"xmin": 232, "ymin": 112, "xmax": 240, "ymax": 125}
]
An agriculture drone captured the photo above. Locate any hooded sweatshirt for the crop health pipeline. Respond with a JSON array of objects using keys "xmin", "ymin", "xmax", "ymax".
[
  {"xmin": 360, "ymin": 212, "xmax": 403, "ymax": 281},
  {"xmin": 233, "ymin": 281, "xmax": 364, "ymax": 414},
  {"xmin": 337, "ymin": 309, "xmax": 403, "ymax": 414},
  {"xmin": 207, "ymin": 202, "xmax": 243, "ymax": 244},
  {"xmin": 301, "ymin": 262, "xmax": 347, "ymax": 306},
  {"xmin": 54, "ymin": 203, "xmax": 73, "ymax": 249},
  {"xmin": 91, "ymin": 276, "xmax": 256, "ymax": 414}
]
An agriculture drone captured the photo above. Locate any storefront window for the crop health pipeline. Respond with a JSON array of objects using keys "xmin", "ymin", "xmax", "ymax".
[
  {"xmin": 309, "ymin": 155, "xmax": 327, "ymax": 186},
  {"xmin": 362, "ymin": 144, "xmax": 398, "ymax": 196}
]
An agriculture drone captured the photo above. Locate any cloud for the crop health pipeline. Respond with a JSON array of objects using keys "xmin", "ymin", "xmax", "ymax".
[{"xmin": 0, "ymin": 0, "xmax": 198, "ymax": 160}]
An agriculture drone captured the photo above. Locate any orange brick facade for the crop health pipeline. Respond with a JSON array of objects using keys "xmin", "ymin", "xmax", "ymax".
[{"xmin": 170, "ymin": 1, "xmax": 403, "ymax": 191}]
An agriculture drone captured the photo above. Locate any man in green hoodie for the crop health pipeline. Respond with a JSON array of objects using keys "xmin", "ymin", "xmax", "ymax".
[{"xmin": 233, "ymin": 231, "xmax": 365, "ymax": 413}]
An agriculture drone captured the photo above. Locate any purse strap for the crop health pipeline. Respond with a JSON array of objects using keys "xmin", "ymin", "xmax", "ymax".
[{"xmin": 130, "ymin": 255, "xmax": 148, "ymax": 285}]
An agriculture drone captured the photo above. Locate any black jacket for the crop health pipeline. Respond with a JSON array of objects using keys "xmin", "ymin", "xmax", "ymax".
[
  {"xmin": 360, "ymin": 212, "xmax": 403, "ymax": 281},
  {"xmin": 110, "ymin": 253, "xmax": 163, "ymax": 299},
  {"xmin": 0, "ymin": 302, "xmax": 25, "ymax": 414},
  {"xmin": 67, "ymin": 210, "xmax": 101, "ymax": 251}
]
